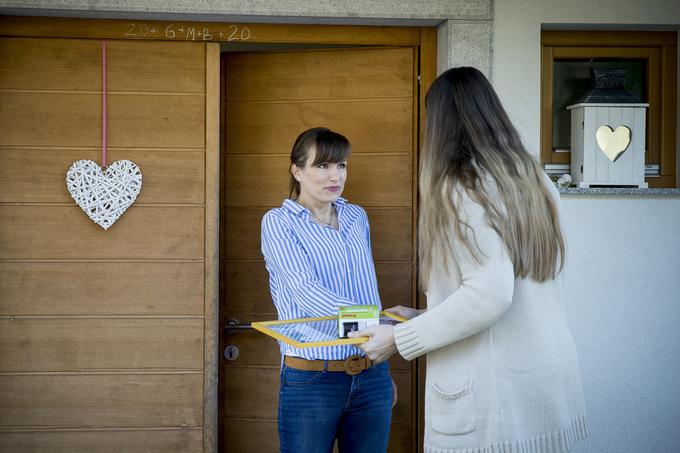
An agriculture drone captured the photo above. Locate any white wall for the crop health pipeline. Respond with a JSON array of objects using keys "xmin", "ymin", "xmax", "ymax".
[
  {"xmin": 561, "ymin": 196, "xmax": 680, "ymax": 453},
  {"xmin": 493, "ymin": 1, "xmax": 680, "ymax": 452}
]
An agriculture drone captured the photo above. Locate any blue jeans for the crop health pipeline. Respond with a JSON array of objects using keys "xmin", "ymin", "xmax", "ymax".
[{"xmin": 278, "ymin": 361, "xmax": 393, "ymax": 453}]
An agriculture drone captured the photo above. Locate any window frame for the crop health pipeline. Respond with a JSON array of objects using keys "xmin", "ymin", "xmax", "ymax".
[{"xmin": 541, "ymin": 30, "xmax": 677, "ymax": 188}]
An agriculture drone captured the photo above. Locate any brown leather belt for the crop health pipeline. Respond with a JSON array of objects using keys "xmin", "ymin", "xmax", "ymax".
[{"xmin": 284, "ymin": 354, "xmax": 373, "ymax": 376}]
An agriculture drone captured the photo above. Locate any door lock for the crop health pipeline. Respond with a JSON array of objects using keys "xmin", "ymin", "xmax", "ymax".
[{"xmin": 224, "ymin": 344, "xmax": 240, "ymax": 361}]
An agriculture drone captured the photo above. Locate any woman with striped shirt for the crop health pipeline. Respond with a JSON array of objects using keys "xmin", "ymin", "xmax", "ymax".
[{"xmin": 261, "ymin": 127, "xmax": 394, "ymax": 453}]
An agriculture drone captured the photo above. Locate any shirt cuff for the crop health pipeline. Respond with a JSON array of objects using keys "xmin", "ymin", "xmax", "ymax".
[{"xmin": 393, "ymin": 320, "xmax": 426, "ymax": 361}]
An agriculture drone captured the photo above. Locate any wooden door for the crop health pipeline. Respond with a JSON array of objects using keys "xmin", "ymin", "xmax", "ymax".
[{"xmin": 220, "ymin": 47, "xmax": 417, "ymax": 452}]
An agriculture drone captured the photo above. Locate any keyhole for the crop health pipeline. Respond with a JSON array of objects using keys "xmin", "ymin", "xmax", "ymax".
[{"xmin": 224, "ymin": 344, "xmax": 240, "ymax": 361}]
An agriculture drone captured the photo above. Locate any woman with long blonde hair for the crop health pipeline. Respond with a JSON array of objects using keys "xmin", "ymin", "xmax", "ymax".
[{"xmin": 352, "ymin": 67, "xmax": 589, "ymax": 453}]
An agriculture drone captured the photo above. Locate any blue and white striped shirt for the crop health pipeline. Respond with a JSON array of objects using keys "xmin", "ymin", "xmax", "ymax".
[{"xmin": 261, "ymin": 197, "xmax": 382, "ymax": 360}]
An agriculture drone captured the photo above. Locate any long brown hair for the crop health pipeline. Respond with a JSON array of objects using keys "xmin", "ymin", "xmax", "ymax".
[
  {"xmin": 289, "ymin": 127, "xmax": 351, "ymax": 198},
  {"xmin": 419, "ymin": 67, "xmax": 565, "ymax": 286}
]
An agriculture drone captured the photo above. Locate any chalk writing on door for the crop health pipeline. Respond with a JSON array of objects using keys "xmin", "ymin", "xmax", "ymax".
[{"xmin": 124, "ymin": 23, "xmax": 251, "ymax": 42}]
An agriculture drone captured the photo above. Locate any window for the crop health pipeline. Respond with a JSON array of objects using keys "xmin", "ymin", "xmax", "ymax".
[{"xmin": 541, "ymin": 30, "xmax": 677, "ymax": 188}]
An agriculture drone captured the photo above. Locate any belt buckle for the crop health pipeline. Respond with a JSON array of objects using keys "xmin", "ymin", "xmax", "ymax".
[{"xmin": 343, "ymin": 354, "xmax": 364, "ymax": 376}]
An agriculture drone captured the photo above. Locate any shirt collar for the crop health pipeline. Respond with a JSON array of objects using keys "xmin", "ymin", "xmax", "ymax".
[{"xmin": 283, "ymin": 197, "xmax": 347, "ymax": 217}]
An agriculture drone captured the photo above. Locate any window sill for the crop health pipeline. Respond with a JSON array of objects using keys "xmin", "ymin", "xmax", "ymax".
[{"xmin": 557, "ymin": 187, "xmax": 680, "ymax": 197}]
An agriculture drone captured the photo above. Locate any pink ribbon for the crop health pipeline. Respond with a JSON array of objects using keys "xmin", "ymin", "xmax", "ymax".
[{"xmin": 101, "ymin": 41, "xmax": 107, "ymax": 167}]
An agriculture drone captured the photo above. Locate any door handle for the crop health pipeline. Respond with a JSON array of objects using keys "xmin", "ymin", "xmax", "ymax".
[{"xmin": 224, "ymin": 319, "xmax": 253, "ymax": 335}]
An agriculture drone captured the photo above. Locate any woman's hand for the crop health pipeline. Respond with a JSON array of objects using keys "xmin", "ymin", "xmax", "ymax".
[
  {"xmin": 349, "ymin": 324, "xmax": 397, "ymax": 363},
  {"xmin": 385, "ymin": 305, "xmax": 424, "ymax": 320}
]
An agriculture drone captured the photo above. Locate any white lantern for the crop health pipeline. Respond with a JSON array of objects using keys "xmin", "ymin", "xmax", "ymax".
[{"xmin": 567, "ymin": 102, "xmax": 648, "ymax": 188}]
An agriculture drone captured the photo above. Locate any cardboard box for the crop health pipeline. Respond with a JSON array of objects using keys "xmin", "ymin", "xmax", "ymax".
[{"xmin": 337, "ymin": 305, "xmax": 379, "ymax": 338}]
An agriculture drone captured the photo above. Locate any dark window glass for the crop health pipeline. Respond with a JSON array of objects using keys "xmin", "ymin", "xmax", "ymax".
[{"xmin": 552, "ymin": 59, "xmax": 646, "ymax": 151}]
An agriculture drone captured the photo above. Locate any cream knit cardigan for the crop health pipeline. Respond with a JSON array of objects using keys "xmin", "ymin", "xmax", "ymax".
[{"xmin": 394, "ymin": 176, "xmax": 589, "ymax": 453}]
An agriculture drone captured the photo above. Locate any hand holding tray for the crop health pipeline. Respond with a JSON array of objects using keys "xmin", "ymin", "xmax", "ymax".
[{"xmin": 251, "ymin": 311, "xmax": 406, "ymax": 348}]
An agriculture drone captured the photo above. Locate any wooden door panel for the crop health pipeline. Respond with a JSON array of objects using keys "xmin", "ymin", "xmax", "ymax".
[
  {"xmin": 223, "ymin": 420, "xmax": 280, "ymax": 453},
  {"xmin": 222, "ymin": 260, "xmax": 412, "ymax": 316},
  {"xmin": 224, "ymin": 367, "xmax": 411, "ymax": 422},
  {"xmin": 222, "ymin": 331, "xmax": 281, "ymax": 367},
  {"xmin": 224, "ymin": 208, "xmax": 269, "ymax": 260},
  {"xmin": 223, "ymin": 367, "xmax": 280, "ymax": 419},
  {"xmin": 223, "ymin": 260, "xmax": 273, "ymax": 315},
  {"xmin": 391, "ymin": 370, "xmax": 412, "ymax": 426},
  {"xmin": 375, "ymin": 262, "xmax": 413, "ymax": 310},
  {"xmin": 222, "ymin": 46, "xmax": 416, "ymax": 452},
  {"xmin": 222, "ymin": 325, "xmax": 410, "ymax": 372},
  {"xmin": 0, "ymin": 262, "xmax": 204, "ymax": 316},
  {"xmin": 225, "ymin": 99, "xmax": 413, "ymax": 154},
  {"xmin": 223, "ymin": 419, "xmax": 412, "ymax": 453},
  {"xmin": 226, "ymin": 47, "xmax": 413, "ymax": 101},
  {"xmin": 368, "ymin": 209, "xmax": 413, "ymax": 261},
  {"xmin": 224, "ymin": 207, "xmax": 411, "ymax": 261},
  {"xmin": 389, "ymin": 425, "xmax": 413, "ymax": 453},
  {"xmin": 225, "ymin": 154, "xmax": 411, "ymax": 207}
]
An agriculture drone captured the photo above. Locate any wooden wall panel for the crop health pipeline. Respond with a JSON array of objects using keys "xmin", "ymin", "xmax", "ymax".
[
  {"xmin": 0, "ymin": 318, "xmax": 203, "ymax": 371},
  {"xmin": 223, "ymin": 207, "xmax": 411, "ymax": 261},
  {"xmin": 0, "ymin": 38, "xmax": 205, "ymax": 93},
  {"xmin": 0, "ymin": 374, "xmax": 203, "ymax": 427},
  {"xmin": 0, "ymin": 92, "xmax": 205, "ymax": 148},
  {"xmin": 225, "ymin": 154, "xmax": 411, "ymax": 207},
  {"xmin": 225, "ymin": 99, "xmax": 412, "ymax": 154},
  {"xmin": 0, "ymin": 36, "xmax": 210, "ymax": 450},
  {"xmin": 0, "ymin": 262, "xmax": 204, "ymax": 316},
  {"xmin": 0, "ymin": 92, "xmax": 97, "ymax": 145},
  {"xmin": 0, "ymin": 206, "xmax": 204, "ymax": 260},
  {"xmin": 0, "ymin": 148, "xmax": 205, "ymax": 204},
  {"xmin": 0, "ymin": 429, "xmax": 203, "ymax": 453},
  {"xmin": 226, "ymin": 47, "xmax": 413, "ymax": 101}
]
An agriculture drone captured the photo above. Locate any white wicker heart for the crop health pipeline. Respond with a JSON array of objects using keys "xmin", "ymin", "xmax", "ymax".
[{"xmin": 66, "ymin": 159, "xmax": 143, "ymax": 230}]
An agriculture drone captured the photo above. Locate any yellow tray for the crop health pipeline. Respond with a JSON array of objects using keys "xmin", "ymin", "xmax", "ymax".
[{"xmin": 251, "ymin": 311, "xmax": 406, "ymax": 349}]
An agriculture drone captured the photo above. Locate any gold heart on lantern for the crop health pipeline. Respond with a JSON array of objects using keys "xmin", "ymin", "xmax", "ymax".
[{"xmin": 595, "ymin": 125, "xmax": 631, "ymax": 162}]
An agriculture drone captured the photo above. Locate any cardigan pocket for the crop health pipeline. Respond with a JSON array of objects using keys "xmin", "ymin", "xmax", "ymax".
[{"xmin": 430, "ymin": 380, "xmax": 476, "ymax": 435}]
